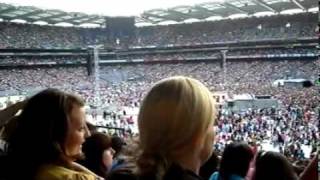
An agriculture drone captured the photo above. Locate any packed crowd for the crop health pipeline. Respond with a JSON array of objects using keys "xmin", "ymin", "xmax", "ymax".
[
  {"xmin": 0, "ymin": 13, "xmax": 317, "ymax": 49},
  {"xmin": 0, "ymin": 22, "xmax": 108, "ymax": 49},
  {"xmin": 118, "ymin": 48, "xmax": 317, "ymax": 61},
  {"xmin": 0, "ymin": 8, "xmax": 318, "ymax": 180},
  {"xmin": 0, "ymin": 47, "xmax": 316, "ymax": 67},
  {"xmin": 132, "ymin": 13, "xmax": 317, "ymax": 47},
  {"xmin": 0, "ymin": 74, "xmax": 318, "ymax": 180},
  {"xmin": 214, "ymin": 86, "xmax": 319, "ymax": 170},
  {"xmin": 227, "ymin": 48, "xmax": 317, "ymax": 56},
  {"xmin": 0, "ymin": 59, "xmax": 318, "ymax": 103},
  {"xmin": 0, "ymin": 60, "xmax": 319, "ymax": 146},
  {"xmin": 0, "ymin": 56, "xmax": 86, "ymax": 65}
]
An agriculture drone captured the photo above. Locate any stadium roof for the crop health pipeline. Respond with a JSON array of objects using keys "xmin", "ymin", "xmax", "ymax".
[
  {"xmin": 0, "ymin": 3, "xmax": 105, "ymax": 25},
  {"xmin": 0, "ymin": 0, "xmax": 317, "ymax": 26},
  {"xmin": 138, "ymin": 0, "xmax": 317, "ymax": 24}
]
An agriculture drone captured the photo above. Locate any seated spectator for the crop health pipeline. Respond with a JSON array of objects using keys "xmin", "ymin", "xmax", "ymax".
[
  {"xmin": 252, "ymin": 151, "xmax": 298, "ymax": 180},
  {"xmin": 80, "ymin": 132, "xmax": 115, "ymax": 178},
  {"xmin": 0, "ymin": 100, "xmax": 26, "ymax": 127},
  {"xmin": 209, "ymin": 142, "xmax": 254, "ymax": 180},
  {"xmin": 111, "ymin": 135, "xmax": 127, "ymax": 170},
  {"xmin": 108, "ymin": 76, "xmax": 216, "ymax": 180},
  {"xmin": 4, "ymin": 88, "xmax": 102, "ymax": 180},
  {"xmin": 299, "ymin": 152, "xmax": 318, "ymax": 180}
]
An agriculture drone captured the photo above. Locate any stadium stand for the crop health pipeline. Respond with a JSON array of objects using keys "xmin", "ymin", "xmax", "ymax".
[{"xmin": 0, "ymin": 0, "xmax": 318, "ymax": 179}]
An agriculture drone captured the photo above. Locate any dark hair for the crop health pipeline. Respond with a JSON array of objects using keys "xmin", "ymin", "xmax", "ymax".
[
  {"xmin": 112, "ymin": 136, "xmax": 126, "ymax": 158},
  {"xmin": 253, "ymin": 151, "xmax": 298, "ymax": 180},
  {"xmin": 81, "ymin": 132, "xmax": 112, "ymax": 178},
  {"xmin": 86, "ymin": 121, "xmax": 97, "ymax": 133},
  {"xmin": 219, "ymin": 142, "xmax": 254, "ymax": 180},
  {"xmin": 6, "ymin": 88, "xmax": 84, "ymax": 179},
  {"xmin": 199, "ymin": 151, "xmax": 219, "ymax": 180}
]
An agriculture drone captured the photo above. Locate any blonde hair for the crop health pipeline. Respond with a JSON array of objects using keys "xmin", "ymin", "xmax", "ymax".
[{"xmin": 137, "ymin": 76, "xmax": 216, "ymax": 179}]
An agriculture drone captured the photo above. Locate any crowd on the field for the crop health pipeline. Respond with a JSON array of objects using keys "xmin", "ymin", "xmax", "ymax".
[{"xmin": 0, "ymin": 62, "xmax": 318, "ymax": 179}]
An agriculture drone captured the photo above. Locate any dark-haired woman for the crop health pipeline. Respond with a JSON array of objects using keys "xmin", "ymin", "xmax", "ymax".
[{"xmin": 5, "ymin": 88, "xmax": 102, "ymax": 180}]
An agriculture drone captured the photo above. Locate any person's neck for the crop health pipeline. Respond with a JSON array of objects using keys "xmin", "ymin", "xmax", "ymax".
[{"xmin": 54, "ymin": 155, "xmax": 74, "ymax": 168}]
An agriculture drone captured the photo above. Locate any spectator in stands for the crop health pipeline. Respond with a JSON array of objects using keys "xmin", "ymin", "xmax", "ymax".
[
  {"xmin": 111, "ymin": 135, "xmax": 127, "ymax": 170},
  {"xmin": 0, "ymin": 13, "xmax": 316, "ymax": 49},
  {"xmin": 209, "ymin": 142, "xmax": 254, "ymax": 180},
  {"xmin": 0, "ymin": 100, "xmax": 26, "ymax": 179},
  {"xmin": 299, "ymin": 152, "xmax": 319, "ymax": 180},
  {"xmin": 86, "ymin": 121, "xmax": 98, "ymax": 133},
  {"xmin": 4, "ymin": 88, "xmax": 102, "ymax": 180},
  {"xmin": 80, "ymin": 132, "xmax": 115, "ymax": 178},
  {"xmin": 0, "ymin": 99, "xmax": 25, "ymax": 127},
  {"xmin": 252, "ymin": 151, "xmax": 298, "ymax": 180},
  {"xmin": 108, "ymin": 76, "xmax": 216, "ymax": 180}
]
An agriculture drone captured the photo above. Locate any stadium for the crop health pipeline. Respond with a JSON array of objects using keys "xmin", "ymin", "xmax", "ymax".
[{"xmin": 0, "ymin": 0, "xmax": 318, "ymax": 179}]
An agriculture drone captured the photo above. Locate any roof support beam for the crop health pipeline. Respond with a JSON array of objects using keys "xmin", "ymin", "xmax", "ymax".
[
  {"xmin": 143, "ymin": 12, "xmax": 170, "ymax": 21},
  {"xmin": 189, "ymin": 12, "xmax": 212, "ymax": 19},
  {"xmin": 136, "ymin": 17, "xmax": 156, "ymax": 24},
  {"xmin": 223, "ymin": 2, "xmax": 248, "ymax": 14},
  {"xmin": 253, "ymin": 0, "xmax": 277, "ymax": 13},
  {"xmin": 291, "ymin": 0, "xmax": 306, "ymax": 10},
  {"xmin": 78, "ymin": 16, "xmax": 103, "ymax": 24},
  {"xmin": 167, "ymin": 9, "xmax": 193, "ymax": 20},
  {"xmin": 194, "ymin": 5, "xmax": 222, "ymax": 17},
  {"xmin": 12, "ymin": 10, "xmax": 43, "ymax": 19},
  {"xmin": 37, "ymin": 13, "xmax": 67, "ymax": 22},
  {"xmin": 64, "ymin": 15, "xmax": 89, "ymax": 22},
  {"xmin": 0, "ymin": 7, "xmax": 16, "ymax": 14}
]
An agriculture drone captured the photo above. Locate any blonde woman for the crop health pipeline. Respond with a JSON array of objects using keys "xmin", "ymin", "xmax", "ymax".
[{"xmin": 108, "ymin": 76, "xmax": 216, "ymax": 180}]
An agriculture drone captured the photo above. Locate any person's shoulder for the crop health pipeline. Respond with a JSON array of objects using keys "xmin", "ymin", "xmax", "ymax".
[
  {"xmin": 109, "ymin": 163, "xmax": 204, "ymax": 180},
  {"xmin": 229, "ymin": 174, "xmax": 245, "ymax": 180},
  {"xmin": 35, "ymin": 164, "xmax": 97, "ymax": 180},
  {"xmin": 107, "ymin": 168, "xmax": 137, "ymax": 180},
  {"xmin": 164, "ymin": 164, "xmax": 203, "ymax": 180},
  {"xmin": 208, "ymin": 171, "xmax": 219, "ymax": 180}
]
